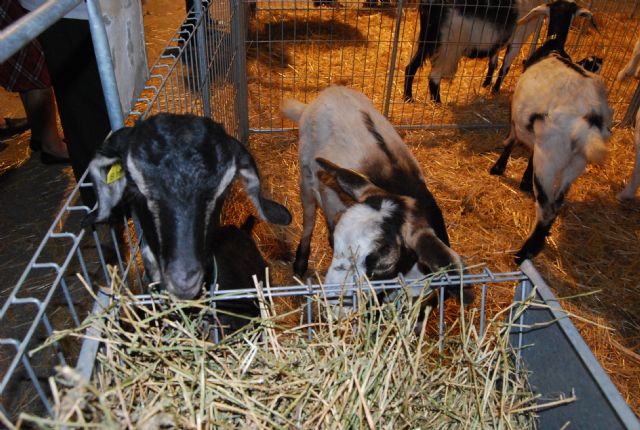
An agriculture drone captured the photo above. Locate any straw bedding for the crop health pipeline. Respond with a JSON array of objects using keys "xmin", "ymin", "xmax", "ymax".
[{"xmin": 21, "ymin": 267, "xmax": 567, "ymax": 429}]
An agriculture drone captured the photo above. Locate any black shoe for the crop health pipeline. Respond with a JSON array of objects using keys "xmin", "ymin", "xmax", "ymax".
[
  {"xmin": 32, "ymin": 137, "xmax": 67, "ymax": 152},
  {"xmin": 41, "ymin": 151, "xmax": 70, "ymax": 165},
  {"xmin": 30, "ymin": 139, "xmax": 42, "ymax": 151},
  {"xmin": 0, "ymin": 117, "xmax": 29, "ymax": 139}
]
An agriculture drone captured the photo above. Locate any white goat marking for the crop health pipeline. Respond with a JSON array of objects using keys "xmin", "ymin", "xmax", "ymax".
[
  {"xmin": 205, "ymin": 165, "xmax": 237, "ymax": 235},
  {"xmin": 324, "ymin": 201, "xmax": 396, "ymax": 284},
  {"xmin": 127, "ymin": 156, "xmax": 163, "ymax": 251},
  {"xmin": 141, "ymin": 243, "xmax": 161, "ymax": 282}
]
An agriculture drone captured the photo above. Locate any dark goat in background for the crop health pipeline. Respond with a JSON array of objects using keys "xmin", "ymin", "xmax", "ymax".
[
  {"xmin": 210, "ymin": 215, "xmax": 266, "ymax": 334},
  {"xmin": 85, "ymin": 113, "xmax": 291, "ymax": 301},
  {"xmin": 404, "ymin": 0, "xmax": 542, "ymax": 103}
]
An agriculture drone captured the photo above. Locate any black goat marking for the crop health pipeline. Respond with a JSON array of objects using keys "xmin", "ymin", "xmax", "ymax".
[
  {"xmin": 585, "ymin": 112, "xmax": 604, "ymax": 131},
  {"xmin": 576, "ymin": 56, "xmax": 603, "ymax": 74},
  {"xmin": 362, "ymin": 111, "xmax": 394, "ymax": 163},
  {"xmin": 526, "ymin": 113, "xmax": 546, "ymax": 133},
  {"xmin": 533, "ymin": 175, "xmax": 548, "ymax": 207},
  {"xmin": 515, "ymin": 220, "xmax": 554, "ymax": 264},
  {"xmin": 361, "ymin": 195, "xmax": 414, "ymax": 279},
  {"xmin": 555, "ymin": 54, "xmax": 589, "ymax": 77},
  {"xmin": 364, "ymin": 157, "xmax": 450, "ymax": 247},
  {"xmin": 453, "ymin": 0, "xmax": 518, "ymax": 38},
  {"xmin": 363, "ymin": 194, "xmax": 385, "ymax": 211}
]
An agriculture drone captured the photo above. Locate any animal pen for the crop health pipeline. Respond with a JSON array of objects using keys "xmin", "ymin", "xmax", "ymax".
[{"xmin": 1, "ymin": 0, "xmax": 640, "ymax": 428}]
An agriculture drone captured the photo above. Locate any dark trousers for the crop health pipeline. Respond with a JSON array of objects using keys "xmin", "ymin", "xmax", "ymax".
[{"xmin": 38, "ymin": 18, "xmax": 111, "ymax": 207}]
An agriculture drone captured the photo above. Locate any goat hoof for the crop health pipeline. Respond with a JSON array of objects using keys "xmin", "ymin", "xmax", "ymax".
[
  {"xmin": 514, "ymin": 252, "xmax": 527, "ymax": 266},
  {"xmin": 489, "ymin": 164, "xmax": 504, "ymax": 176},
  {"xmin": 491, "ymin": 85, "xmax": 501, "ymax": 94},
  {"xmin": 403, "ymin": 94, "xmax": 415, "ymax": 103},
  {"xmin": 481, "ymin": 79, "xmax": 492, "ymax": 88},
  {"xmin": 519, "ymin": 180, "xmax": 533, "ymax": 193}
]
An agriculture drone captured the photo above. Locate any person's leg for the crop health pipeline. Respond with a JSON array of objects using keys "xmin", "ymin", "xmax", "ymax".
[
  {"xmin": 19, "ymin": 87, "xmax": 68, "ymax": 157},
  {"xmin": 39, "ymin": 18, "xmax": 111, "ymax": 206}
]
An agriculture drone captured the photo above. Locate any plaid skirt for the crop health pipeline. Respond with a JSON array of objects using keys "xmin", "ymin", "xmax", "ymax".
[{"xmin": 0, "ymin": 0, "xmax": 51, "ymax": 92}]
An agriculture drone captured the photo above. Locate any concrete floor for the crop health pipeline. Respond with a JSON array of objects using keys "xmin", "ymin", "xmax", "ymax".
[{"xmin": 0, "ymin": 91, "xmax": 76, "ymax": 293}]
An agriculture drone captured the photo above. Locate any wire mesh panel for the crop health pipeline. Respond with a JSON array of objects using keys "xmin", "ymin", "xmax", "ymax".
[
  {"xmin": 245, "ymin": 0, "xmax": 640, "ymax": 132},
  {"xmin": 131, "ymin": 0, "xmax": 247, "ymax": 140}
]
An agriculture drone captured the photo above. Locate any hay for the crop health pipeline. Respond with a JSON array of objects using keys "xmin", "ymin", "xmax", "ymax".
[{"xmin": 19, "ymin": 267, "xmax": 568, "ymax": 429}]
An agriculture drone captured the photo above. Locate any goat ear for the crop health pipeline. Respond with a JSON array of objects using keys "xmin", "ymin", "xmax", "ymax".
[
  {"xmin": 407, "ymin": 229, "xmax": 464, "ymax": 275},
  {"xmin": 517, "ymin": 4, "xmax": 548, "ymax": 26},
  {"xmin": 82, "ymin": 155, "xmax": 128, "ymax": 226},
  {"xmin": 82, "ymin": 128, "xmax": 132, "ymax": 226},
  {"xmin": 315, "ymin": 157, "xmax": 382, "ymax": 201},
  {"xmin": 576, "ymin": 8, "xmax": 598, "ymax": 32},
  {"xmin": 317, "ymin": 169, "xmax": 357, "ymax": 207},
  {"xmin": 234, "ymin": 141, "xmax": 292, "ymax": 226}
]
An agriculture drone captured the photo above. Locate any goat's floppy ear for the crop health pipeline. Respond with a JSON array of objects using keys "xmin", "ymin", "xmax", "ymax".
[
  {"xmin": 82, "ymin": 128, "xmax": 132, "ymax": 226},
  {"xmin": 317, "ymin": 169, "xmax": 357, "ymax": 207},
  {"xmin": 315, "ymin": 157, "xmax": 382, "ymax": 201},
  {"xmin": 406, "ymin": 229, "xmax": 463, "ymax": 275},
  {"xmin": 576, "ymin": 7, "xmax": 598, "ymax": 32},
  {"xmin": 406, "ymin": 228, "xmax": 474, "ymax": 304},
  {"xmin": 517, "ymin": 4, "xmax": 549, "ymax": 26},
  {"xmin": 235, "ymin": 141, "xmax": 292, "ymax": 226}
]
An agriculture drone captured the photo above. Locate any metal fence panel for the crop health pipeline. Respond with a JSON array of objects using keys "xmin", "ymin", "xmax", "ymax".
[{"xmin": 245, "ymin": 0, "xmax": 640, "ymax": 132}]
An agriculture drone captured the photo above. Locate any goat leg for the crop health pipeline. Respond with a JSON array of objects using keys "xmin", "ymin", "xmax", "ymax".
[
  {"xmin": 489, "ymin": 136, "xmax": 516, "ymax": 176},
  {"xmin": 519, "ymin": 156, "xmax": 534, "ymax": 193}
]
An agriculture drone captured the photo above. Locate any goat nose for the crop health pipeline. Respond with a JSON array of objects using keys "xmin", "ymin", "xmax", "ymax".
[{"xmin": 166, "ymin": 263, "xmax": 204, "ymax": 299}]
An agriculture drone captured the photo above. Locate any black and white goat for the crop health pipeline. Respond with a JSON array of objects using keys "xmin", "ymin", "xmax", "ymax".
[
  {"xmin": 210, "ymin": 215, "xmax": 266, "ymax": 333},
  {"xmin": 404, "ymin": 0, "xmax": 544, "ymax": 103},
  {"xmin": 616, "ymin": 36, "xmax": 640, "ymax": 200},
  {"xmin": 282, "ymin": 86, "xmax": 473, "ymax": 307},
  {"xmin": 84, "ymin": 113, "xmax": 291, "ymax": 301},
  {"xmin": 489, "ymin": 1, "xmax": 612, "ymax": 264}
]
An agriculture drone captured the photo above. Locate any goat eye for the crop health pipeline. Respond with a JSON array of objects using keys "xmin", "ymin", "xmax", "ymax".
[{"xmin": 364, "ymin": 253, "xmax": 379, "ymax": 275}]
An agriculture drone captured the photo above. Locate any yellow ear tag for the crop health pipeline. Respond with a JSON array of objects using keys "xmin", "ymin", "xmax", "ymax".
[{"xmin": 106, "ymin": 162, "xmax": 124, "ymax": 184}]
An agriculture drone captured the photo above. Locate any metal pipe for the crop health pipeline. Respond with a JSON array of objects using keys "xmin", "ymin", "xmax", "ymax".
[
  {"xmin": 621, "ymin": 82, "xmax": 640, "ymax": 127},
  {"xmin": 86, "ymin": 0, "xmax": 125, "ymax": 130},
  {"xmin": 194, "ymin": 0, "xmax": 212, "ymax": 119},
  {"xmin": 0, "ymin": 0, "xmax": 81, "ymax": 63},
  {"xmin": 231, "ymin": 0, "xmax": 250, "ymax": 143},
  {"xmin": 383, "ymin": 0, "xmax": 404, "ymax": 118}
]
